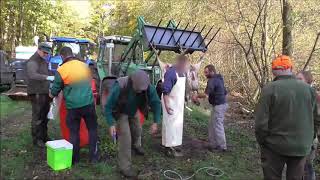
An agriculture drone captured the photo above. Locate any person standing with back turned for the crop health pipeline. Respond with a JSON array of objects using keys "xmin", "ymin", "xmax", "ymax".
[
  {"xmin": 255, "ymin": 55, "xmax": 320, "ymax": 180},
  {"xmin": 50, "ymin": 47, "xmax": 99, "ymax": 164}
]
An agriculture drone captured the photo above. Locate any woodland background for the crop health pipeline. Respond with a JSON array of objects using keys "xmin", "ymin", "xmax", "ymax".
[{"xmin": 1, "ymin": 0, "xmax": 319, "ymax": 108}]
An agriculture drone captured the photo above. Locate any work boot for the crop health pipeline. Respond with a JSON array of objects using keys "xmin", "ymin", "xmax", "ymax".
[
  {"xmin": 165, "ymin": 147, "xmax": 183, "ymax": 157},
  {"xmin": 120, "ymin": 168, "xmax": 138, "ymax": 178},
  {"xmin": 208, "ymin": 146, "xmax": 231, "ymax": 153},
  {"xmin": 132, "ymin": 146, "xmax": 145, "ymax": 156}
]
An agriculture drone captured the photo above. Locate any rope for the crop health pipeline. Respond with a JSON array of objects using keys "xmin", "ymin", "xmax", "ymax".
[{"xmin": 163, "ymin": 164, "xmax": 224, "ymax": 180}]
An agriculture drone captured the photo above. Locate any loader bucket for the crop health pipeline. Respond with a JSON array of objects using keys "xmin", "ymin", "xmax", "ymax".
[{"xmin": 142, "ymin": 22, "xmax": 220, "ymax": 54}]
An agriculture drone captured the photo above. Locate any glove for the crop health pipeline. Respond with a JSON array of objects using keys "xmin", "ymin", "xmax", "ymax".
[{"xmin": 46, "ymin": 76, "xmax": 55, "ymax": 81}]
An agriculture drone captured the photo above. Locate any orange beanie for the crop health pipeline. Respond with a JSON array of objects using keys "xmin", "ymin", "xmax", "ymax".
[{"xmin": 272, "ymin": 55, "xmax": 293, "ymax": 70}]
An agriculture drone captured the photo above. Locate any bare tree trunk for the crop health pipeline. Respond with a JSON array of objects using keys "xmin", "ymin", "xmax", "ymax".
[
  {"xmin": 16, "ymin": 0, "xmax": 23, "ymax": 46},
  {"xmin": 8, "ymin": 6, "xmax": 16, "ymax": 55},
  {"xmin": 282, "ymin": 0, "xmax": 293, "ymax": 57}
]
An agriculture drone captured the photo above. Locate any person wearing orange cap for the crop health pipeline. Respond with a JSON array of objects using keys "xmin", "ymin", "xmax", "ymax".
[{"xmin": 255, "ymin": 55, "xmax": 320, "ymax": 180}]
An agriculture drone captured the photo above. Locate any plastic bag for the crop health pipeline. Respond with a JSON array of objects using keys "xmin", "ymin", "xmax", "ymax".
[{"xmin": 47, "ymin": 98, "xmax": 58, "ymax": 120}]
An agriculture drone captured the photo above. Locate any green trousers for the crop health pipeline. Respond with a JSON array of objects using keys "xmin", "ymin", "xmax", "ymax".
[
  {"xmin": 117, "ymin": 114, "xmax": 141, "ymax": 171},
  {"xmin": 260, "ymin": 146, "xmax": 307, "ymax": 180}
]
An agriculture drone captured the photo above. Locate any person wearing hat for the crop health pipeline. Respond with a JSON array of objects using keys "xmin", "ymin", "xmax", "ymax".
[
  {"xmin": 105, "ymin": 70, "xmax": 161, "ymax": 177},
  {"xmin": 50, "ymin": 47, "xmax": 99, "ymax": 164},
  {"xmin": 26, "ymin": 42, "xmax": 55, "ymax": 148},
  {"xmin": 255, "ymin": 55, "xmax": 320, "ymax": 180}
]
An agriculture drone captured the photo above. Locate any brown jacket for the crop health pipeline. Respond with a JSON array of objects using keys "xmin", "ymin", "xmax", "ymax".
[{"xmin": 26, "ymin": 52, "xmax": 49, "ymax": 94}]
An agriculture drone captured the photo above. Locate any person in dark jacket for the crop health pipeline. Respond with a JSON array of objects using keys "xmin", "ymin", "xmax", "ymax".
[
  {"xmin": 26, "ymin": 43, "xmax": 54, "ymax": 148},
  {"xmin": 255, "ymin": 55, "xmax": 320, "ymax": 180},
  {"xmin": 195, "ymin": 64, "xmax": 228, "ymax": 152},
  {"xmin": 50, "ymin": 47, "xmax": 99, "ymax": 164}
]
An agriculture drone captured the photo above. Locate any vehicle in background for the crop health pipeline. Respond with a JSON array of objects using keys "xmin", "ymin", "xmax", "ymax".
[
  {"xmin": 48, "ymin": 37, "xmax": 95, "ymax": 74},
  {"xmin": 0, "ymin": 51, "xmax": 15, "ymax": 89},
  {"xmin": 4, "ymin": 36, "xmax": 96, "ymax": 100}
]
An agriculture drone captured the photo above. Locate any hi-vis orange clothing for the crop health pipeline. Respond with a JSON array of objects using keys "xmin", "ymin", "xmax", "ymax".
[
  {"xmin": 50, "ymin": 58, "xmax": 93, "ymax": 109},
  {"xmin": 272, "ymin": 55, "xmax": 293, "ymax": 70}
]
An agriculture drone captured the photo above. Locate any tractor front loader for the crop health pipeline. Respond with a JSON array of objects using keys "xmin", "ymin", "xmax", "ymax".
[{"xmin": 95, "ymin": 16, "xmax": 220, "ymax": 113}]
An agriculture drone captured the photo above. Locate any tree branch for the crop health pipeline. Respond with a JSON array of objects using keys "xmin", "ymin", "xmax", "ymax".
[{"xmin": 303, "ymin": 32, "xmax": 320, "ymax": 71}]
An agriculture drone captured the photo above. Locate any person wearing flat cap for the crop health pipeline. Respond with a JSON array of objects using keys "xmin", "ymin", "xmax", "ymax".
[
  {"xmin": 104, "ymin": 70, "xmax": 161, "ymax": 178},
  {"xmin": 255, "ymin": 55, "xmax": 320, "ymax": 180},
  {"xmin": 26, "ymin": 42, "xmax": 55, "ymax": 148}
]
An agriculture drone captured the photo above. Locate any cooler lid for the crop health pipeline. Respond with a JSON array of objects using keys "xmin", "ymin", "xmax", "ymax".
[{"xmin": 46, "ymin": 139, "xmax": 73, "ymax": 149}]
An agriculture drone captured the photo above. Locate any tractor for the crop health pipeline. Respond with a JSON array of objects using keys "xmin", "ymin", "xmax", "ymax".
[
  {"xmin": 48, "ymin": 36, "xmax": 95, "ymax": 73},
  {"xmin": 94, "ymin": 16, "xmax": 219, "ymax": 112}
]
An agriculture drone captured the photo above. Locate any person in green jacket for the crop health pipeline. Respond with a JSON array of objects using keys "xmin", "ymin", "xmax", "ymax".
[
  {"xmin": 50, "ymin": 47, "xmax": 99, "ymax": 164},
  {"xmin": 255, "ymin": 55, "xmax": 320, "ymax": 180},
  {"xmin": 105, "ymin": 70, "xmax": 161, "ymax": 178}
]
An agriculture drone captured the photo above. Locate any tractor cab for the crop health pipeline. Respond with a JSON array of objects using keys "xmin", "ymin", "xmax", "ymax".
[
  {"xmin": 48, "ymin": 37, "xmax": 95, "ymax": 73},
  {"xmin": 97, "ymin": 35, "xmax": 132, "ymax": 77}
]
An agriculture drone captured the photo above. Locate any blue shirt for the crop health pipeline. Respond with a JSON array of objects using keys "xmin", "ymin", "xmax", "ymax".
[
  {"xmin": 162, "ymin": 66, "xmax": 185, "ymax": 95},
  {"xmin": 205, "ymin": 74, "xmax": 227, "ymax": 106}
]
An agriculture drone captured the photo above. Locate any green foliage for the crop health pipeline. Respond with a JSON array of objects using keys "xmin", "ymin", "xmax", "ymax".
[
  {"xmin": 1, "ymin": 0, "xmax": 319, "ymax": 96},
  {"xmin": 0, "ymin": 96, "xmax": 28, "ymax": 118},
  {"xmin": 0, "ymin": 0, "xmax": 87, "ymax": 54}
]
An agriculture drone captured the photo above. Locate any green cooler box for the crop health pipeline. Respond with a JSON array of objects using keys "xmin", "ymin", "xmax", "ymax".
[{"xmin": 46, "ymin": 139, "xmax": 73, "ymax": 171}]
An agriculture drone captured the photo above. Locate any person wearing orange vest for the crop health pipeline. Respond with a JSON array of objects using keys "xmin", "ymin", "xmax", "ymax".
[{"xmin": 50, "ymin": 47, "xmax": 99, "ymax": 164}]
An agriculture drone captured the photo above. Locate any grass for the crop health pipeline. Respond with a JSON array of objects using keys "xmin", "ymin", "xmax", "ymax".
[
  {"xmin": 0, "ymin": 95, "xmax": 29, "ymax": 118},
  {"xmin": 1, "ymin": 95, "xmax": 318, "ymax": 179}
]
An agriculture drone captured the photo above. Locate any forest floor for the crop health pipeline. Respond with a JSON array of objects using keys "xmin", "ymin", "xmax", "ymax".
[{"xmin": 0, "ymin": 95, "xmax": 319, "ymax": 180}]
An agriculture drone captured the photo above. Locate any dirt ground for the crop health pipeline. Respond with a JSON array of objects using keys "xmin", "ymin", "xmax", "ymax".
[{"xmin": 0, "ymin": 95, "xmax": 319, "ymax": 179}]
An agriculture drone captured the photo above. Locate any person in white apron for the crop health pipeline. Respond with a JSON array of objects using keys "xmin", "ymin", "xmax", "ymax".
[{"xmin": 162, "ymin": 55, "xmax": 188, "ymax": 157}]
